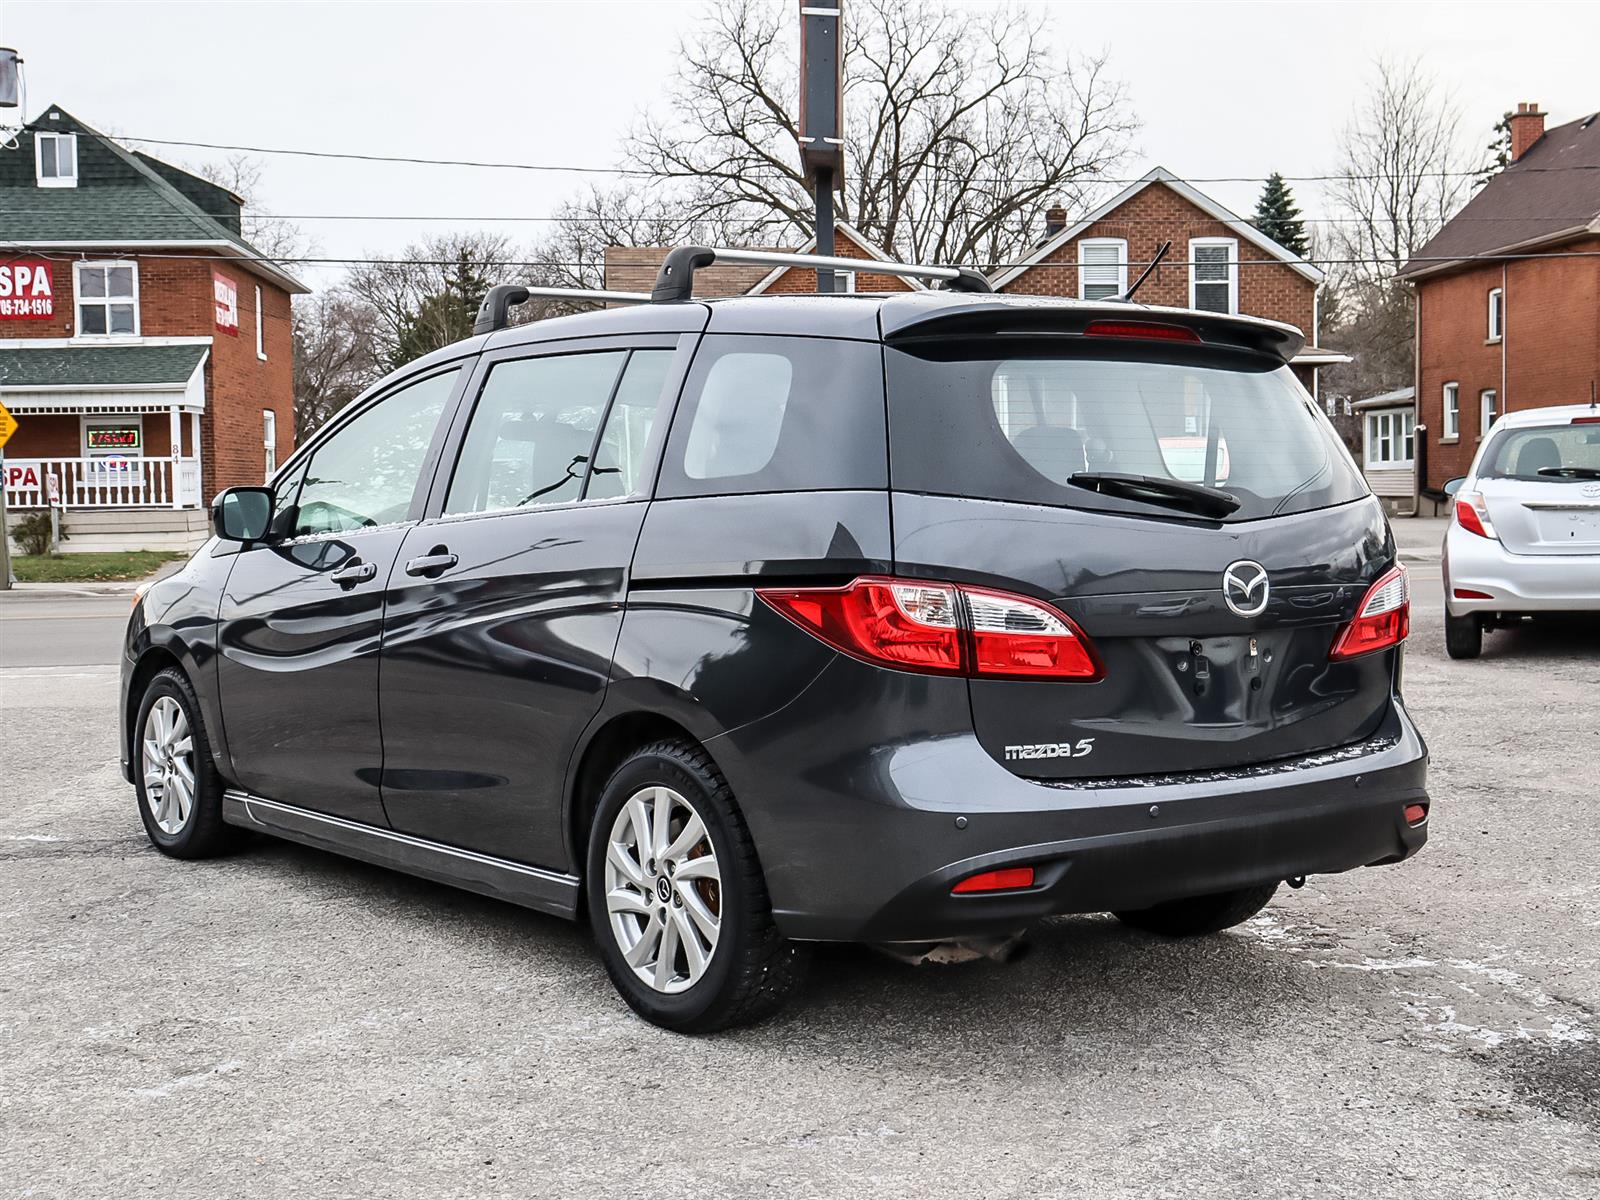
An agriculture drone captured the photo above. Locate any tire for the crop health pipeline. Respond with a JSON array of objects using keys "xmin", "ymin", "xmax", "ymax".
[
  {"xmin": 1445, "ymin": 611, "xmax": 1483, "ymax": 659},
  {"xmin": 585, "ymin": 739, "xmax": 806, "ymax": 1033},
  {"xmin": 1113, "ymin": 882, "xmax": 1279, "ymax": 937},
  {"xmin": 133, "ymin": 668, "xmax": 245, "ymax": 859}
]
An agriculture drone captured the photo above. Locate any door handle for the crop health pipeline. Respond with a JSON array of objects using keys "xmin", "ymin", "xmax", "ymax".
[
  {"xmin": 405, "ymin": 550, "xmax": 458, "ymax": 577},
  {"xmin": 330, "ymin": 559, "xmax": 377, "ymax": 587}
]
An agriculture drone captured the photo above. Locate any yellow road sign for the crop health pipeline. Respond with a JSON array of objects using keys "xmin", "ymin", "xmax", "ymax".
[{"xmin": 0, "ymin": 402, "xmax": 17, "ymax": 449}]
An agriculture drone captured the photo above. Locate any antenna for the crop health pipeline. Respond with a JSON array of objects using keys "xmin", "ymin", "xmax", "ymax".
[{"xmin": 1115, "ymin": 240, "xmax": 1172, "ymax": 303}]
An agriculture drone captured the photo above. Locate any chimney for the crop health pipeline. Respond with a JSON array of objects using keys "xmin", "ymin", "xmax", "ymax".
[
  {"xmin": 1044, "ymin": 205, "xmax": 1068, "ymax": 238},
  {"xmin": 1509, "ymin": 102, "xmax": 1546, "ymax": 162}
]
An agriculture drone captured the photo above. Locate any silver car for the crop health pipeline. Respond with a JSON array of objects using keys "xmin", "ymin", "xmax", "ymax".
[{"xmin": 1442, "ymin": 402, "xmax": 1600, "ymax": 658}]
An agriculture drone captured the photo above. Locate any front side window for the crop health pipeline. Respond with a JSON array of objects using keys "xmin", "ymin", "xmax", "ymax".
[
  {"xmin": 1079, "ymin": 239, "xmax": 1127, "ymax": 301},
  {"xmin": 1190, "ymin": 239, "xmax": 1237, "ymax": 314},
  {"xmin": 1442, "ymin": 382, "xmax": 1460, "ymax": 439},
  {"xmin": 659, "ymin": 335, "xmax": 887, "ymax": 498},
  {"xmin": 36, "ymin": 132, "xmax": 78, "ymax": 187},
  {"xmin": 76, "ymin": 262, "xmax": 138, "ymax": 336},
  {"xmin": 1488, "ymin": 288, "xmax": 1503, "ymax": 342},
  {"xmin": 291, "ymin": 368, "xmax": 459, "ymax": 537},
  {"xmin": 444, "ymin": 351, "xmax": 627, "ymax": 515}
]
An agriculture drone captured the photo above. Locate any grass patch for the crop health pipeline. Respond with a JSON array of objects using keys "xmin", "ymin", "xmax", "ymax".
[{"xmin": 11, "ymin": 550, "xmax": 186, "ymax": 583}]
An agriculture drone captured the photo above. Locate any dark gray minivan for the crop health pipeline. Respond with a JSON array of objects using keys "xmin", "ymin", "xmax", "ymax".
[{"xmin": 121, "ymin": 278, "xmax": 1429, "ymax": 1032}]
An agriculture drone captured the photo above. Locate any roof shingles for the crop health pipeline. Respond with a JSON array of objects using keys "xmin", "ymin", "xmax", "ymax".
[{"xmin": 0, "ymin": 344, "xmax": 208, "ymax": 389}]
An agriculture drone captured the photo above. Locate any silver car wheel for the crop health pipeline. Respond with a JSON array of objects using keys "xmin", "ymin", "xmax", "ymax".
[
  {"xmin": 142, "ymin": 696, "xmax": 196, "ymax": 836},
  {"xmin": 602, "ymin": 785, "xmax": 722, "ymax": 994}
]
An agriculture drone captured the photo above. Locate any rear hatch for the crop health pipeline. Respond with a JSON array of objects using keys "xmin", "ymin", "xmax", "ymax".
[
  {"xmin": 1474, "ymin": 417, "xmax": 1600, "ymax": 555},
  {"xmin": 883, "ymin": 305, "xmax": 1398, "ymax": 780}
]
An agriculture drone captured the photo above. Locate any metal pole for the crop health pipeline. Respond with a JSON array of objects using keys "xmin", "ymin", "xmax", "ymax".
[
  {"xmin": 815, "ymin": 167, "xmax": 836, "ymax": 294},
  {"xmin": 0, "ymin": 451, "xmax": 12, "ymax": 589}
]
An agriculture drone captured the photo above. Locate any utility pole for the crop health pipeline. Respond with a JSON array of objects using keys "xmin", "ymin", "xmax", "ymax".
[{"xmin": 797, "ymin": 2, "xmax": 844, "ymax": 293}]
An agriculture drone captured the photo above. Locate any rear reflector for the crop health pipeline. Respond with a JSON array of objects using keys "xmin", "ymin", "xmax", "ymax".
[
  {"xmin": 1404, "ymin": 803, "xmax": 1428, "ymax": 825},
  {"xmin": 1083, "ymin": 319, "xmax": 1202, "ymax": 343},
  {"xmin": 758, "ymin": 577, "xmax": 1101, "ymax": 681},
  {"xmin": 952, "ymin": 866, "xmax": 1036, "ymax": 894},
  {"xmin": 1454, "ymin": 492, "xmax": 1497, "ymax": 539},
  {"xmin": 1453, "ymin": 587, "xmax": 1493, "ymax": 600},
  {"xmin": 1329, "ymin": 564, "xmax": 1410, "ymax": 660}
]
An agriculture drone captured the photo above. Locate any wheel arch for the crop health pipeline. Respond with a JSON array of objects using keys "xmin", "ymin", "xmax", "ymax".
[{"xmin": 124, "ymin": 634, "xmax": 230, "ymax": 784}]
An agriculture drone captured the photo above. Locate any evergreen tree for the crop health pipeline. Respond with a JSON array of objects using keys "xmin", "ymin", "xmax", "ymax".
[
  {"xmin": 390, "ymin": 247, "xmax": 494, "ymax": 369},
  {"xmin": 1476, "ymin": 111, "xmax": 1513, "ymax": 189},
  {"xmin": 1253, "ymin": 172, "xmax": 1310, "ymax": 258}
]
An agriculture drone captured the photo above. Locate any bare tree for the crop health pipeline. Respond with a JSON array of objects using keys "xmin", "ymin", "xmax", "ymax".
[
  {"xmin": 196, "ymin": 154, "xmax": 316, "ymax": 263},
  {"xmin": 291, "ymin": 293, "xmax": 382, "ymax": 437},
  {"xmin": 592, "ymin": 0, "xmax": 1132, "ymax": 267}
]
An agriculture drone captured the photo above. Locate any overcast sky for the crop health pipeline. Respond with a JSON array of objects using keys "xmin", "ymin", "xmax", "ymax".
[{"xmin": 5, "ymin": 0, "xmax": 1597, "ymax": 290}]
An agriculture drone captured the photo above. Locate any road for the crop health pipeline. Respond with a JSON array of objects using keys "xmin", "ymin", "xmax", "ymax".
[{"xmin": 2, "ymin": 556, "xmax": 1598, "ymax": 1199}]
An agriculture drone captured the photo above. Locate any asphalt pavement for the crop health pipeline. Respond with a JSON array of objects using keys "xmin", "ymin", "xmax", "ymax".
[{"xmin": 2, "ymin": 542, "xmax": 1598, "ymax": 1199}]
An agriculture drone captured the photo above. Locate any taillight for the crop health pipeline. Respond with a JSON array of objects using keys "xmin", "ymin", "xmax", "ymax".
[
  {"xmin": 1453, "ymin": 491, "xmax": 1496, "ymax": 539},
  {"xmin": 1329, "ymin": 564, "xmax": 1409, "ymax": 660},
  {"xmin": 758, "ymin": 577, "xmax": 1101, "ymax": 681}
]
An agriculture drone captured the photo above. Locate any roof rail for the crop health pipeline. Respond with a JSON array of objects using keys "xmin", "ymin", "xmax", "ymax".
[
  {"xmin": 472, "ymin": 284, "xmax": 651, "ymax": 335},
  {"xmin": 651, "ymin": 245, "xmax": 993, "ymax": 303}
]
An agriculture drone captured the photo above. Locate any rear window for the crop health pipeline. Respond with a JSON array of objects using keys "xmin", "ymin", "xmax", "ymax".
[
  {"xmin": 657, "ymin": 335, "xmax": 886, "ymax": 498},
  {"xmin": 1481, "ymin": 422, "xmax": 1600, "ymax": 480},
  {"xmin": 886, "ymin": 343, "xmax": 1366, "ymax": 522}
]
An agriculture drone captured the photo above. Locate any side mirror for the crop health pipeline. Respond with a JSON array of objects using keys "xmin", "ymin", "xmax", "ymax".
[
  {"xmin": 212, "ymin": 486, "xmax": 275, "ymax": 542},
  {"xmin": 1442, "ymin": 477, "xmax": 1466, "ymax": 499}
]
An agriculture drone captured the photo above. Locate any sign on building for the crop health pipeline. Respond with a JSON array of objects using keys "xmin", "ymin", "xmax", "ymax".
[
  {"xmin": 0, "ymin": 258, "xmax": 55, "ymax": 320},
  {"xmin": 213, "ymin": 269, "xmax": 239, "ymax": 336}
]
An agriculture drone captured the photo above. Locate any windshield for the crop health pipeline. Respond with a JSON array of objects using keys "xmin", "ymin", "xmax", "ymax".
[
  {"xmin": 1480, "ymin": 422, "xmax": 1600, "ymax": 480},
  {"xmin": 885, "ymin": 343, "xmax": 1367, "ymax": 522}
]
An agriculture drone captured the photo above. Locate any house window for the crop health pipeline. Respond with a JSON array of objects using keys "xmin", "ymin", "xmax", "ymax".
[
  {"xmin": 1078, "ymin": 239, "xmax": 1127, "ymax": 301},
  {"xmin": 1365, "ymin": 409, "xmax": 1415, "ymax": 468},
  {"xmin": 263, "ymin": 409, "xmax": 277, "ymax": 479},
  {"xmin": 35, "ymin": 132, "xmax": 78, "ymax": 187},
  {"xmin": 255, "ymin": 286, "xmax": 267, "ymax": 359},
  {"xmin": 835, "ymin": 270, "xmax": 856, "ymax": 294},
  {"xmin": 1487, "ymin": 288, "xmax": 1503, "ymax": 342},
  {"xmin": 1442, "ymin": 382, "xmax": 1460, "ymax": 440},
  {"xmin": 1480, "ymin": 389, "xmax": 1497, "ymax": 436},
  {"xmin": 74, "ymin": 261, "xmax": 139, "ymax": 336},
  {"xmin": 1189, "ymin": 238, "xmax": 1237, "ymax": 314}
]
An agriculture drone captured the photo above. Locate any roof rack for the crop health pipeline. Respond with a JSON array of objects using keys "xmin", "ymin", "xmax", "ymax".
[
  {"xmin": 471, "ymin": 245, "xmax": 994, "ymax": 333},
  {"xmin": 651, "ymin": 245, "xmax": 992, "ymax": 303}
]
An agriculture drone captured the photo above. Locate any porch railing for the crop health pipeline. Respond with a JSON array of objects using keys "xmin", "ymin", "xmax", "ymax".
[{"xmin": 2, "ymin": 456, "xmax": 204, "ymax": 510}]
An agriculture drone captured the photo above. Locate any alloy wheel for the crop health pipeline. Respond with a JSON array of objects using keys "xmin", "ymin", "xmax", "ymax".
[
  {"xmin": 602, "ymin": 785, "xmax": 722, "ymax": 994},
  {"xmin": 142, "ymin": 696, "xmax": 196, "ymax": 835}
]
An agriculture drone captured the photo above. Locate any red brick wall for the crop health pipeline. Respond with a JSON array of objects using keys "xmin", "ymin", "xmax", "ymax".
[
  {"xmin": 4, "ymin": 249, "xmax": 295, "ymax": 496},
  {"xmin": 759, "ymin": 229, "xmax": 918, "ymax": 294},
  {"xmin": 5, "ymin": 413, "xmax": 174, "ymax": 459},
  {"xmin": 1415, "ymin": 237, "xmax": 1600, "ymax": 489},
  {"xmin": 995, "ymin": 182, "xmax": 1317, "ymax": 338}
]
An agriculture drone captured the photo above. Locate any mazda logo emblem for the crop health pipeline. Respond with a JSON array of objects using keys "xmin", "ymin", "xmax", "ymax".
[{"xmin": 1222, "ymin": 560, "xmax": 1270, "ymax": 617}]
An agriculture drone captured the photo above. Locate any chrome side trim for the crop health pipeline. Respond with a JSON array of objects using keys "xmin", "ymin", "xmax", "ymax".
[{"xmin": 222, "ymin": 790, "xmax": 580, "ymax": 918}]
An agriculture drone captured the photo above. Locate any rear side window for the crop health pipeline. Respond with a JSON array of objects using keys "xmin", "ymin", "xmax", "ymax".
[
  {"xmin": 886, "ymin": 343, "xmax": 1367, "ymax": 522},
  {"xmin": 657, "ymin": 335, "xmax": 886, "ymax": 497},
  {"xmin": 1481, "ymin": 423, "xmax": 1600, "ymax": 480}
]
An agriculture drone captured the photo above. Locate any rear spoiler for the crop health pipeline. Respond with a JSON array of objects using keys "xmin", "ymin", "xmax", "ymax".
[{"xmin": 880, "ymin": 297, "xmax": 1306, "ymax": 365}]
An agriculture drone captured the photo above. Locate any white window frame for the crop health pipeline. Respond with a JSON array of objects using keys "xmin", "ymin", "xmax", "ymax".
[
  {"xmin": 73, "ymin": 260, "xmax": 140, "ymax": 339},
  {"xmin": 1078, "ymin": 238, "xmax": 1128, "ymax": 302},
  {"xmin": 1364, "ymin": 408, "xmax": 1415, "ymax": 469},
  {"xmin": 1480, "ymin": 389, "xmax": 1497, "ymax": 437},
  {"xmin": 1188, "ymin": 237, "xmax": 1238, "ymax": 315},
  {"xmin": 79, "ymin": 415, "xmax": 145, "ymax": 458},
  {"xmin": 835, "ymin": 270, "xmax": 856, "ymax": 295},
  {"xmin": 1487, "ymin": 287, "xmax": 1503, "ymax": 343},
  {"xmin": 35, "ymin": 132, "xmax": 78, "ymax": 188},
  {"xmin": 263, "ymin": 409, "xmax": 277, "ymax": 480},
  {"xmin": 255, "ymin": 285, "xmax": 267, "ymax": 360},
  {"xmin": 1442, "ymin": 381, "xmax": 1460, "ymax": 441}
]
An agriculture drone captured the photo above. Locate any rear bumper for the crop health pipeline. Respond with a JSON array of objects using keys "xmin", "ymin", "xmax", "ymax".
[
  {"xmin": 716, "ymin": 672, "xmax": 1429, "ymax": 943},
  {"xmin": 1444, "ymin": 524, "xmax": 1600, "ymax": 615}
]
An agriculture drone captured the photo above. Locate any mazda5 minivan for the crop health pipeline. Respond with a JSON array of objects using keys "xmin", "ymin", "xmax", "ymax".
[{"xmin": 121, "ymin": 279, "xmax": 1430, "ymax": 1031}]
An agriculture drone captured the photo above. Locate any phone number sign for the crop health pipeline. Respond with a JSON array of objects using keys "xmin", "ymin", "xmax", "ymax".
[{"xmin": 0, "ymin": 258, "xmax": 55, "ymax": 320}]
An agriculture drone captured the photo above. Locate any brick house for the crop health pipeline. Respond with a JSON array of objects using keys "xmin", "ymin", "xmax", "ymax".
[
  {"xmin": 604, "ymin": 222, "xmax": 920, "ymax": 297},
  {"xmin": 1, "ymin": 105, "xmax": 308, "ymax": 551},
  {"xmin": 1398, "ymin": 103, "xmax": 1600, "ymax": 503},
  {"xmin": 991, "ymin": 167, "xmax": 1343, "ymax": 397}
]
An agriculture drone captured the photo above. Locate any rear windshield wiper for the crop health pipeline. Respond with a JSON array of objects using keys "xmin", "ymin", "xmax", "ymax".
[
  {"xmin": 1537, "ymin": 466, "xmax": 1600, "ymax": 480},
  {"xmin": 1068, "ymin": 472, "xmax": 1241, "ymax": 518}
]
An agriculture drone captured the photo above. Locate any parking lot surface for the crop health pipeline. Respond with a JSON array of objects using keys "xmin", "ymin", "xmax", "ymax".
[{"xmin": 3, "ymin": 555, "xmax": 1598, "ymax": 1198}]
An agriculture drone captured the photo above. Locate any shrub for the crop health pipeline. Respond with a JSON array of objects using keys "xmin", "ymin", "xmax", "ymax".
[{"xmin": 10, "ymin": 510, "xmax": 67, "ymax": 557}]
